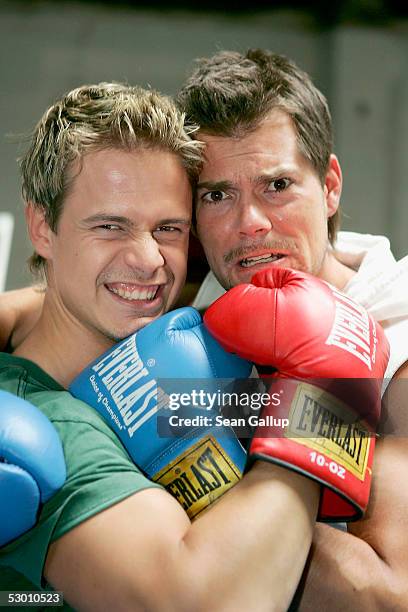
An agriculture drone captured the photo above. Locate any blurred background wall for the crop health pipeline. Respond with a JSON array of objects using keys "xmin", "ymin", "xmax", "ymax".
[{"xmin": 0, "ymin": 0, "xmax": 407, "ymax": 290}]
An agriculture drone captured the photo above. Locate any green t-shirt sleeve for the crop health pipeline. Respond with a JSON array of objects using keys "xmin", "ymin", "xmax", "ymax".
[{"xmin": 0, "ymin": 401, "xmax": 162, "ymax": 590}]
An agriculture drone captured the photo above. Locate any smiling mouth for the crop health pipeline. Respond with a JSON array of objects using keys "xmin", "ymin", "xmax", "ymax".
[
  {"xmin": 105, "ymin": 284, "xmax": 160, "ymax": 301},
  {"xmin": 239, "ymin": 254, "xmax": 285, "ymax": 268}
]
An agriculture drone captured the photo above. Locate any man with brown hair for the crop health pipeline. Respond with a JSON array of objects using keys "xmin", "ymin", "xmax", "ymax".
[{"xmin": 176, "ymin": 49, "xmax": 408, "ymax": 609}]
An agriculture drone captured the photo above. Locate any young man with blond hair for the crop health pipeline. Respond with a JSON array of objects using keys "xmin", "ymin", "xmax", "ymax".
[{"xmin": 0, "ymin": 81, "xmax": 324, "ymax": 611}]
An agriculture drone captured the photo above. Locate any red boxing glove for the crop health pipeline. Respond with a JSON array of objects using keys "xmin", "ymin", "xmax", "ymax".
[{"xmin": 204, "ymin": 267, "xmax": 390, "ymax": 521}]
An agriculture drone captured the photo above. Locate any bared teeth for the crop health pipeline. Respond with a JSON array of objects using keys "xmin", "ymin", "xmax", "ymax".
[
  {"xmin": 240, "ymin": 254, "xmax": 283, "ymax": 267},
  {"xmin": 109, "ymin": 286, "xmax": 158, "ymax": 301}
]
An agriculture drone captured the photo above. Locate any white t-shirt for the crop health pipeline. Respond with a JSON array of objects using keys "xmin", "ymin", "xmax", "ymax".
[{"xmin": 193, "ymin": 231, "xmax": 408, "ymax": 381}]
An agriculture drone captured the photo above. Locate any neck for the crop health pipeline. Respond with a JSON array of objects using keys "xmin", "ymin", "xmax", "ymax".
[
  {"xmin": 14, "ymin": 294, "xmax": 115, "ymax": 388},
  {"xmin": 317, "ymin": 248, "xmax": 356, "ymax": 290}
]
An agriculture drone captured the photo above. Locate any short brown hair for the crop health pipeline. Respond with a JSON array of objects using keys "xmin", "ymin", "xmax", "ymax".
[
  {"xmin": 20, "ymin": 82, "xmax": 203, "ymax": 277},
  {"xmin": 177, "ymin": 49, "xmax": 340, "ymax": 243}
]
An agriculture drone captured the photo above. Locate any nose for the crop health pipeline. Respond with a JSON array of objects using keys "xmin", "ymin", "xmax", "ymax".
[
  {"xmin": 236, "ymin": 198, "xmax": 273, "ymax": 238},
  {"xmin": 123, "ymin": 234, "xmax": 165, "ymax": 278}
]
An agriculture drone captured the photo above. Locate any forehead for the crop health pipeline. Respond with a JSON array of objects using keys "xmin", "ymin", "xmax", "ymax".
[
  {"xmin": 199, "ymin": 110, "xmax": 303, "ymax": 179},
  {"xmin": 64, "ymin": 147, "xmax": 192, "ymax": 217},
  {"xmin": 69, "ymin": 147, "xmax": 187, "ymax": 191}
]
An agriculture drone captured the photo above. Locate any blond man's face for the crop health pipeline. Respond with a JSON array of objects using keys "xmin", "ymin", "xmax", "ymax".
[{"xmin": 44, "ymin": 148, "xmax": 192, "ymax": 342}]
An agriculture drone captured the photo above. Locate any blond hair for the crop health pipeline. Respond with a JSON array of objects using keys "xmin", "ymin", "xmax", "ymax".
[{"xmin": 21, "ymin": 82, "xmax": 203, "ymax": 276}]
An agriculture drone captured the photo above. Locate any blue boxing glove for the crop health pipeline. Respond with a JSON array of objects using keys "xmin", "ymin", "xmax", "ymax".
[
  {"xmin": 70, "ymin": 307, "xmax": 252, "ymax": 519},
  {"xmin": 0, "ymin": 391, "xmax": 66, "ymax": 546}
]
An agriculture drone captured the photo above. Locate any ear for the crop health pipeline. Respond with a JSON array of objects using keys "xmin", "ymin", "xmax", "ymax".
[
  {"xmin": 323, "ymin": 154, "xmax": 342, "ymax": 218},
  {"xmin": 25, "ymin": 202, "xmax": 54, "ymax": 260}
]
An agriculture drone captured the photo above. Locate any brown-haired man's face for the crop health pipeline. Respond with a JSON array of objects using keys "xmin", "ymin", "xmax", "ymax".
[
  {"xmin": 40, "ymin": 148, "xmax": 192, "ymax": 342},
  {"xmin": 195, "ymin": 109, "xmax": 341, "ymax": 290}
]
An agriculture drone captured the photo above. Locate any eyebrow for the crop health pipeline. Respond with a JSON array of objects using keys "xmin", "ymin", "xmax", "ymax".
[
  {"xmin": 253, "ymin": 174, "xmax": 283, "ymax": 186},
  {"xmin": 196, "ymin": 180, "xmax": 234, "ymax": 191},
  {"xmin": 82, "ymin": 214, "xmax": 191, "ymax": 227},
  {"xmin": 197, "ymin": 168, "xmax": 297, "ymax": 191}
]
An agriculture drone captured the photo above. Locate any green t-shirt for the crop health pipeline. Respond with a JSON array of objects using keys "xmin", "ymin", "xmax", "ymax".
[{"xmin": 0, "ymin": 353, "xmax": 161, "ymax": 610}]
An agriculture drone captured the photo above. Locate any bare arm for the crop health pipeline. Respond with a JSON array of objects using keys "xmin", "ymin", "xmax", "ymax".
[
  {"xmin": 45, "ymin": 462, "xmax": 319, "ymax": 612},
  {"xmin": 0, "ymin": 286, "xmax": 44, "ymax": 351},
  {"xmin": 298, "ymin": 362, "xmax": 408, "ymax": 611}
]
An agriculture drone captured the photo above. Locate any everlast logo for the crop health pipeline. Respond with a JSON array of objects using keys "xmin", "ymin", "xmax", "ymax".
[
  {"xmin": 91, "ymin": 335, "xmax": 168, "ymax": 437},
  {"xmin": 325, "ymin": 287, "xmax": 374, "ymax": 370},
  {"xmin": 154, "ymin": 438, "xmax": 242, "ymax": 519},
  {"xmin": 287, "ymin": 383, "xmax": 370, "ymax": 480}
]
